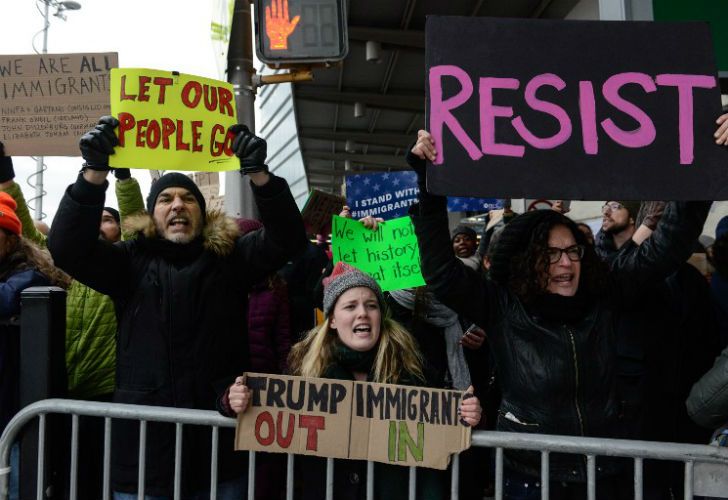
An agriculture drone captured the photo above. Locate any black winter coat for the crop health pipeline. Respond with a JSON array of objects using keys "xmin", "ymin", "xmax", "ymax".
[
  {"xmin": 48, "ymin": 174, "xmax": 307, "ymax": 496},
  {"xmin": 410, "ymin": 194, "xmax": 710, "ymax": 482}
]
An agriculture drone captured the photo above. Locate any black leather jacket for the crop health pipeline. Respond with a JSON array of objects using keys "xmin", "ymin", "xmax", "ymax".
[{"xmin": 410, "ymin": 193, "xmax": 710, "ymax": 481}]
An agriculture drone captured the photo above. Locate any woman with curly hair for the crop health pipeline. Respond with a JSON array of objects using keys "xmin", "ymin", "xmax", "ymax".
[
  {"xmin": 407, "ymin": 130, "xmax": 711, "ymax": 500},
  {"xmin": 226, "ymin": 262, "xmax": 482, "ymax": 499}
]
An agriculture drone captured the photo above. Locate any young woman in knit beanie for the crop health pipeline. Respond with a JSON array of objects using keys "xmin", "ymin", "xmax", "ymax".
[
  {"xmin": 227, "ymin": 262, "xmax": 481, "ymax": 499},
  {"xmin": 407, "ymin": 129, "xmax": 711, "ymax": 500}
]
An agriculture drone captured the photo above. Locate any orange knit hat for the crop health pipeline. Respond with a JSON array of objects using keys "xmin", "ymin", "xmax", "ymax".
[{"xmin": 0, "ymin": 192, "xmax": 22, "ymax": 236}]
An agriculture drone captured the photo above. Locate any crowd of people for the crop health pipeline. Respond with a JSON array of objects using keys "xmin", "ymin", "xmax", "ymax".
[{"xmin": 0, "ymin": 111, "xmax": 726, "ymax": 500}]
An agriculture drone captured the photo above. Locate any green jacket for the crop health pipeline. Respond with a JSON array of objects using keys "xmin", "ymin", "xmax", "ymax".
[{"xmin": 2, "ymin": 177, "xmax": 144, "ymax": 398}]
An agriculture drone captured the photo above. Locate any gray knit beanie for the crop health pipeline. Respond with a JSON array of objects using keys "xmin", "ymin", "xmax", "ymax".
[{"xmin": 322, "ymin": 262, "xmax": 385, "ymax": 317}]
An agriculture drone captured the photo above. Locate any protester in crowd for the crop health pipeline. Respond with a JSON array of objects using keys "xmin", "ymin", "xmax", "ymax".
[
  {"xmin": 277, "ymin": 238, "xmax": 329, "ymax": 341},
  {"xmin": 0, "ymin": 141, "xmax": 145, "ymax": 499},
  {"xmin": 452, "ymin": 224, "xmax": 481, "ymax": 271},
  {"xmin": 478, "ymin": 200, "xmax": 517, "ymax": 257},
  {"xmin": 407, "ymin": 129, "xmax": 710, "ymax": 499},
  {"xmin": 47, "ymin": 117, "xmax": 307, "ymax": 499},
  {"xmin": 576, "ymin": 223, "xmax": 595, "ymax": 246},
  {"xmin": 552, "ymin": 200, "xmax": 571, "ymax": 214},
  {"xmin": 0, "ymin": 191, "xmax": 70, "ymax": 500},
  {"xmin": 226, "ymin": 262, "xmax": 482, "ymax": 500},
  {"xmin": 710, "ymin": 216, "xmax": 728, "ymax": 348}
]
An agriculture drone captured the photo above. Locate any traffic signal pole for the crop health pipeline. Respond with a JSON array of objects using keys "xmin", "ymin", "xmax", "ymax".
[{"xmin": 225, "ymin": 0, "xmax": 258, "ymax": 219}]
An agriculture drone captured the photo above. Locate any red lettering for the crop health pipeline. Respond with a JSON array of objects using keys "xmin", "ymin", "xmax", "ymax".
[
  {"xmin": 298, "ymin": 415, "xmax": 325, "ymax": 451},
  {"xmin": 161, "ymin": 118, "xmax": 175, "ymax": 149},
  {"xmin": 137, "ymin": 76, "xmax": 152, "ymax": 102},
  {"xmin": 117, "ymin": 112, "xmax": 135, "ymax": 146},
  {"xmin": 175, "ymin": 120, "xmax": 190, "ymax": 151},
  {"xmin": 203, "ymin": 85, "xmax": 218, "ymax": 112},
  {"xmin": 218, "ymin": 87, "xmax": 234, "ymax": 117},
  {"xmin": 181, "ymin": 81, "xmax": 202, "ymax": 109},
  {"xmin": 136, "ymin": 119, "xmax": 148, "ymax": 147},
  {"xmin": 154, "ymin": 77, "xmax": 173, "ymax": 104},
  {"xmin": 210, "ymin": 124, "xmax": 226, "ymax": 156},
  {"xmin": 276, "ymin": 413, "xmax": 295, "ymax": 448},
  {"xmin": 119, "ymin": 75, "xmax": 136, "ymax": 101},
  {"xmin": 254, "ymin": 412, "xmax": 275, "ymax": 446},
  {"xmin": 146, "ymin": 120, "xmax": 161, "ymax": 148},
  {"xmin": 191, "ymin": 121, "xmax": 203, "ymax": 152}
]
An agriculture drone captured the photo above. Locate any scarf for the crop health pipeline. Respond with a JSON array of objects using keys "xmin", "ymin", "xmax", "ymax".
[
  {"xmin": 389, "ymin": 288, "xmax": 471, "ymax": 389},
  {"xmin": 323, "ymin": 343, "xmax": 378, "ymax": 381},
  {"xmin": 526, "ymin": 289, "xmax": 592, "ymax": 324}
]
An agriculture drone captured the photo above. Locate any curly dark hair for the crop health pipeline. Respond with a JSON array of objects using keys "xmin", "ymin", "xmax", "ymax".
[
  {"xmin": 0, "ymin": 231, "xmax": 71, "ymax": 289},
  {"xmin": 712, "ymin": 232, "xmax": 728, "ymax": 278},
  {"xmin": 506, "ymin": 215, "xmax": 608, "ymax": 303}
]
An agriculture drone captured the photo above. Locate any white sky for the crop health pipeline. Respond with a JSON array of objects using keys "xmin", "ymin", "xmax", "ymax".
[{"xmin": 1, "ymin": 0, "xmax": 224, "ymax": 222}]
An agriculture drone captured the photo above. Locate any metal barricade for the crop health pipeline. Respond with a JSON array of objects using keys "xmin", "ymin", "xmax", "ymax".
[{"xmin": 2, "ymin": 399, "xmax": 728, "ymax": 500}]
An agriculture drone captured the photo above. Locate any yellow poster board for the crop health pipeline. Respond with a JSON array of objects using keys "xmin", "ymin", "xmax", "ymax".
[{"xmin": 109, "ymin": 68, "xmax": 238, "ymax": 171}]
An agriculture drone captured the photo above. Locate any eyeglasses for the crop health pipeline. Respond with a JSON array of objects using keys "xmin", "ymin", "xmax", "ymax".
[
  {"xmin": 601, "ymin": 202, "xmax": 624, "ymax": 213},
  {"xmin": 545, "ymin": 244, "xmax": 585, "ymax": 264}
]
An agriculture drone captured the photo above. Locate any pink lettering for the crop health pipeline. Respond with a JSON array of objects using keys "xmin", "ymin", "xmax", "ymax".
[
  {"xmin": 601, "ymin": 72, "xmax": 657, "ymax": 149},
  {"xmin": 579, "ymin": 81, "xmax": 598, "ymax": 155},
  {"xmin": 656, "ymin": 73, "xmax": 717, "ymax": 164},
  {"xmin": 511, "ymin": 73, "xmax": 572, "ymax": 149},
  {"xmin": 428, "ymin": 65, "xmax": 483, "ymax": 164},
  {"xmin": 479, "ymin": 77, "xmax": 524, "ymax": 157}
]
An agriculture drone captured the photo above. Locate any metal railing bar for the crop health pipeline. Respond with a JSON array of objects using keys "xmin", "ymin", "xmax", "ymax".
[
  {"xmin": 408, "ymin": 466, "xmax": 416, "ymax": 500},
  {"xmin": 247, "ymin": 451, "xmax": 256, "ymax": 500},
  {"xmin": 137, "ymin": 420, "xmax": 146, "ymax": 500},
  {"xmin": 587, "ymin": 455, "xmax": 596, "ymax": 500},
  {"xmin": 286, "ymin": 454, "xmax": 294, "ymax": 500},
  {"xmin": 495, "ymin": 447, "xmax": 503, "ymax": 500},
  {"xmin": 541, "ymin": 451, "xmax": 549, "ymax": 500},
  {"xmin": 69, "ymin": 414, "xmax": 79, "ymax": 500},
  {"xmin": 210, "ymin": 426, "xmax": 219, "ymax": 500},
  {"xmin": 103, "ymin": 417, "xmax": 111, "ymax": 500},
  {"xmin": 325, "ymin": 457, "xmax": 334, "ymax": 500},
  {"xmin": 450, "ymin": 453, "xmax": 460, "ymax": 499},
  {"xmin": 174, "ymin": 423, "xmax": 182, "ymax": 500},
  {"xmin": 36, "ymin": 413, "xmax": 46, "ymax": 500},
  {"xmin": 684, "ymin": 461, "xmax": 694, "ymax": 500},
  {"xmin": 634, "ymin": 457, "xmax": 643, "ymax": 500},
  {"xmin": 366, "ymin": 460, "xmax": 374, "ymax": 500}
]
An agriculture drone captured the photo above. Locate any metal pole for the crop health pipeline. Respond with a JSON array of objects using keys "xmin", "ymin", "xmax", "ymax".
[
  {"xmin": 225, "ymin": 0, "xmax": 258, "ymax": 219},
  {"xmin": 34, "ymin": 1, "xmax": 51, "ymax": 221}
]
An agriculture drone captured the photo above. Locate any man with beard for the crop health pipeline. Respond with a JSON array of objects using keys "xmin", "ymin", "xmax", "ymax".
[
  {"xmin": 47, "ymin": 117, "xmax": 307, "ymax": 499},
  {"xmin": 595, "ymin": 200, "xmax": 640, "ymax": 261}
]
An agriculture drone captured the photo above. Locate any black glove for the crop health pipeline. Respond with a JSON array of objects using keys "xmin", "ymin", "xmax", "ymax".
[
  {"xmin": 0, "ymin": 141, "xmax": 15, "ymax": 183},
  {"xmin": 113, "ymin": 168, "xmax": 131, "ymax": 180},
  {"xmin": 635, "ymin": 201, "xmax": 667, "ymax": 230},
  {"xmin": 79, "ymin": 116, "xmax": 119, "ymax": 171},
  {"xmin": 229, "ymin": 124, "xmax": 268, "ymax": 175}
]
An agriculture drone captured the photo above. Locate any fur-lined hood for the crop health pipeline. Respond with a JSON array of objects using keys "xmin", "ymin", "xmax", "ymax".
[{"xmin": 123, "ymin": 210, "xmax": 241, "ymax": 257}]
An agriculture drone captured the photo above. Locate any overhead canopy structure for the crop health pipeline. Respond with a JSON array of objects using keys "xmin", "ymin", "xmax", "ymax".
[{"xmin": 288, "ymin": 0, "xmax": 582, "ymax": 194}]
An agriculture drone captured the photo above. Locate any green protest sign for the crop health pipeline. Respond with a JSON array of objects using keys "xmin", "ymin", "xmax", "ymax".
[{"xmin": 331, "ymin": 215, "xmax": 425, "ymax": 292}]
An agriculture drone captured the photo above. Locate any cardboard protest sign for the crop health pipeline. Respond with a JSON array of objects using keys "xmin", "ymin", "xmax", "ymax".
[
  {"xmin": 235, "ymin": 373, "xmax": 471, "ymax": 469},
  {"xmin": 109, "ymin": 68, "xmax": 238, "ymax": 171},
  {"xmin": 346, "ymin": 171, "xmax": 501, "ymax": 219},
  {"xmin": 301, "ymin": 189, "xmax": 346, "ymax": 235},
  {"xmin": 426, "ymin": 18, "xmax": 728, "ymax": 200},
  {"xmin": 0, "ymin": 53, "xmax": 118, "ymax": 156},
  {"xmin": 331, "ymin": 215, "xmax": 425, "ymax": 292}
]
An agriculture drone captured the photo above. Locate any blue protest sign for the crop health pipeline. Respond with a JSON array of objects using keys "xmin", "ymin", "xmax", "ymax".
[
  {"xmin": 346, "ymin": 172, "xmax": 419, "ymax": 220},
  {"xmin": 346, "ymin": 172, "xmax": 502, "ymax": 219}
]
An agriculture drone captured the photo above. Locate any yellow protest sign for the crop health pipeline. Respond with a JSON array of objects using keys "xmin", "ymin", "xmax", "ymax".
[{"xmin": 109, "ymin": 68, "xmax": 238, "ymax": 171}]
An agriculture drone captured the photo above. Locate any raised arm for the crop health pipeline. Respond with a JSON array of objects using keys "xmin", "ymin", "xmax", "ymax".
[
  {"xmin": 407, "ymin": 130, "xmax": 493, "ymax": 329},
  {"xmin": 113, "ymin": 169, "xmax": 145, "ymax": 241},
  {"xmin": 228, "ymin": 125, "xmax": 308, "ymax": 287},
  {"xmin": 608, "ymin": 200, "xmax": 711, "ymax": 300},
  {"xmin": 47, "ymin": 117, "xmax": 131, "ymax": 298}
]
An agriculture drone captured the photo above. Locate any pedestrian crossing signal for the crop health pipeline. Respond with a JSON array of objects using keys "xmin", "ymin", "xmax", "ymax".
[{"xmin": 255, "ymin": 0, "xmax": 348, "ymax": 65}]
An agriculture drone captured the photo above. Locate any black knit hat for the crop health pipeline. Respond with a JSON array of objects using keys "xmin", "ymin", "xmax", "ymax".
[
  {"xmin": 451, "ymin": 224, "xmax": 477, "ymax": 241},
  {"xmin": 487, "ymin": 209, "xmax": 572, "ymax": 286},
  {"xmin": 146, "ymin": 173, "xmax": 206, "ymax": 214},
  {"xmin": 103, "ymin": 207, "xmax": 120, "ymax": 224},
  {"xmin": 611, "ymin": 201, "xmax": 640, "ymax": 222}
]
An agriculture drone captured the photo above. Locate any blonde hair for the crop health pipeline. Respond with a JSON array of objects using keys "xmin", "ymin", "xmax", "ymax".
[{"xmin": 288, "ymin": 311, "xmax": 425, "ymax": 384}]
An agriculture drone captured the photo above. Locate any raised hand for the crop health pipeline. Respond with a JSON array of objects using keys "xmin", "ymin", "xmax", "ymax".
[{"xmin": 265, "ymin": 0, "xmax": 300, "ymax": 50}]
